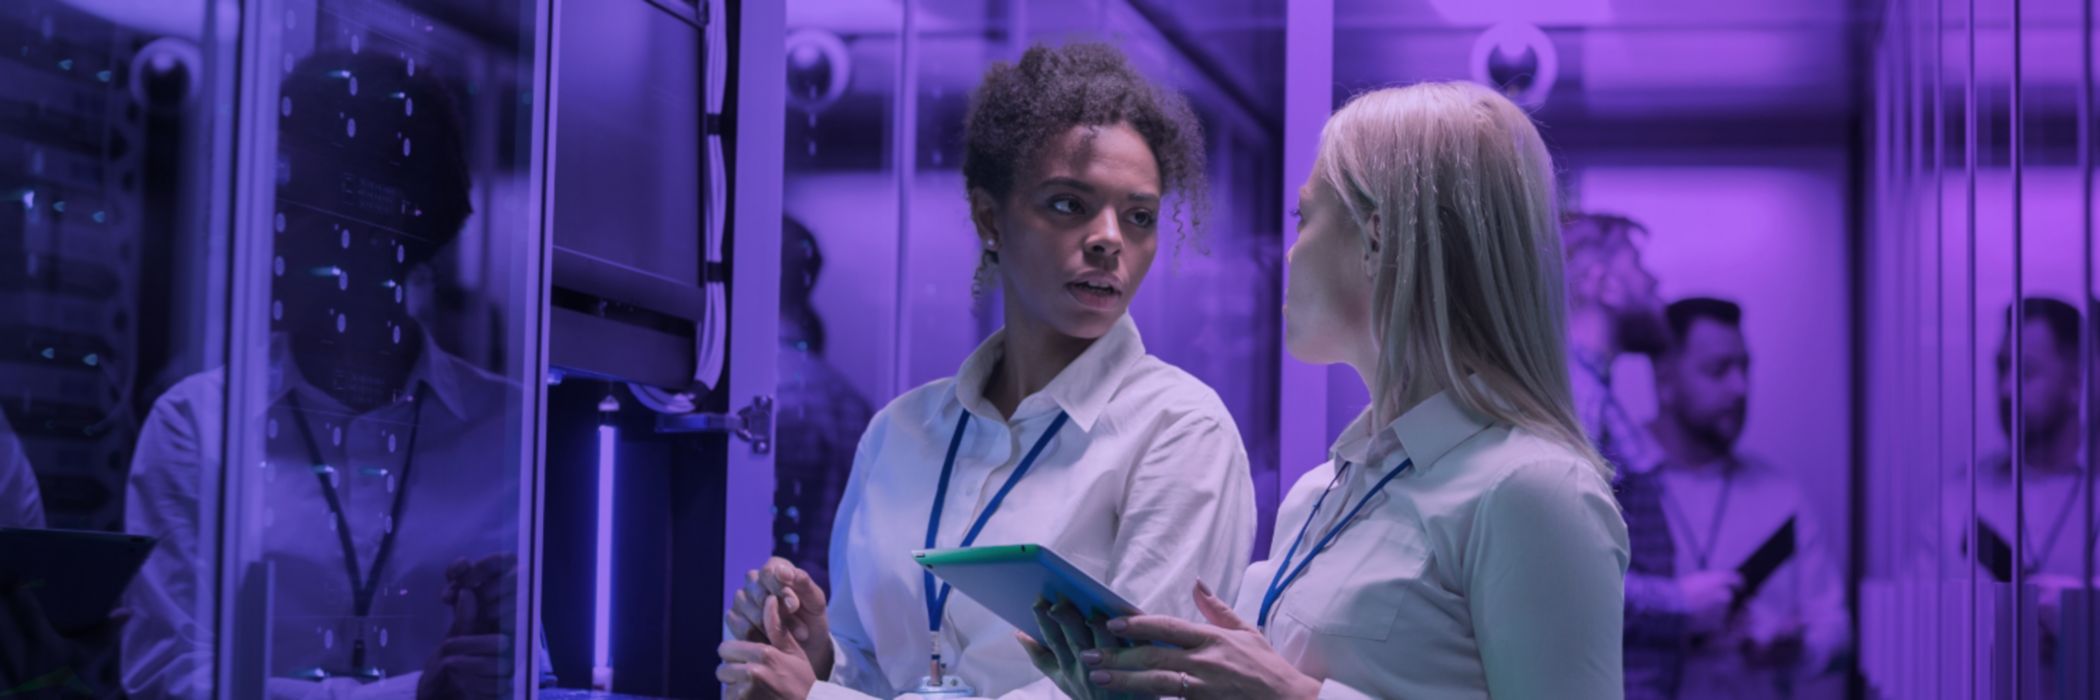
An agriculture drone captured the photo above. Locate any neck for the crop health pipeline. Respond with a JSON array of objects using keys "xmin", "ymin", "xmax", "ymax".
[
  {"xmin": 1347, "ymin": 344, "xmax": 1445, "ymax": 433},
  {"xmin": 985, "ymin": 302, "xmax": 1099, "ymax": 420},
  {"xmin": 1567, "ymin": 307, "xmax": 1619, "ymax": 366},
  {"xmin": 1651, "ymin": 414, "xmax": 1731, "ymax": 470},
  {"xmin": 291, "ymin": 324, "xmax": 424, "ymax": 413}
]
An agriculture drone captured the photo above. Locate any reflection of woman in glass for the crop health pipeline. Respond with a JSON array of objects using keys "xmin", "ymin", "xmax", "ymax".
[
  {"xmin": 124, "ymin": 51, "xmax": 529, "ymax": 699},
  {"xmin": 1034, "ymin": 82, "xmax": 1628, "ymax": 699},
  {"xmin": 772, "ymin": 217, "xmax": 875, "ymax": 594},
  {"xmin": 717, "ymin": 42, "xmax": 1256, "ymax": 700}
]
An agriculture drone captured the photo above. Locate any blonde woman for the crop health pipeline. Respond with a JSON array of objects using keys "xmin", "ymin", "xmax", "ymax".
[{"xmin": 1026, "ymin": 82, "xmax": 1630, "ymax": 699}]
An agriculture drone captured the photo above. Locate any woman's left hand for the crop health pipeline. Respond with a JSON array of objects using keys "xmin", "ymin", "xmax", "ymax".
[{"xmin": 1026, "ymin": 581, "xmax": 1322, "ymax": 700}]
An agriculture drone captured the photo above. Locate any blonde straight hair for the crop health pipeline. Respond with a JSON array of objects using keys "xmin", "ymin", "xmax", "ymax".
[{"xmin": 1315, "ymin": 81, "xmax": 1609, "ymax": 479}]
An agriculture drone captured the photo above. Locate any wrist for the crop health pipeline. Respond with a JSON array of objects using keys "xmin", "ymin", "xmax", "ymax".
[
  {"xmin": 809, "ymin": 638, "xmax": 835, "ymax": 681},
  {"xmin": 1285, "ymin": 671, "xmax": 1322, "ymax": 700}
]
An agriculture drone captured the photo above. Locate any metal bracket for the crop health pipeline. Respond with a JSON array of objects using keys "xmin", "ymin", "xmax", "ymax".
[{"xmin": 656, "ymin": 395, "xmax": 773, "ymax": 454}]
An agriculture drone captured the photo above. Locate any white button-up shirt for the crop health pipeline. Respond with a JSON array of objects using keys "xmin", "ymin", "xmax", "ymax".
[
  {"xmin": 816, "ymin": 315, "xmax": 1256, "ymax": 700},
  {"xmin": 1237, "ymin": 388, "xmax": 1630, "ymax": 700},
  {"xmin": 0, "ymin": 411, "xmax": 44, "ymax": 529},
  {"xmin": 1662, "ymin": 456, "xmax": 1849, "ymax": 699},
  {"xmin": 122, "ymin": 333, "xmax": 530, "ymax": 699}
]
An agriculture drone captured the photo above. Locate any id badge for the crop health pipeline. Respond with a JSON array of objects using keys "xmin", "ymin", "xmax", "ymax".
[{"xmin": 910, "ymin": 675, "xmax": 975, "ymax": 697}]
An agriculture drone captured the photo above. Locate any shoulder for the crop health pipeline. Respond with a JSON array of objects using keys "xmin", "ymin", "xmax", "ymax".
[
  {"xmin": 852, "ymin": 375, "xmax": 959, "ymax": 448},
  {"xmin": 1107, "ymin": 355, "xmax": 1237, "ymax": 431},
  {"xmin": 1466, "ymin": 427, "xmax": 1617, "ymax": 514},
  {"xmin": 129, "ymin": 369, "xmax": 230, "ymax": 487},
  {"xmin": 1282, "ymin": 459, "xmax": 1343, "ymax": 503},
  {"xmin": 146, "ymin": 368, "xmax": 229, "ymax": 428},
  {"xmin": 1729, "ymin": 453, "xmax": 1809, "ymax": 501},
  {"xmin": 432, "ymin": 351, "xmax": 520, "ymax": 415}
]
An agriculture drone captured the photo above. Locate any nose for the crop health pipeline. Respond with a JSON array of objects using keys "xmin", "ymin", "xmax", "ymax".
[{"xmin": 1085, "ymin": 210, "xmax": 1125, "ymax": 257}]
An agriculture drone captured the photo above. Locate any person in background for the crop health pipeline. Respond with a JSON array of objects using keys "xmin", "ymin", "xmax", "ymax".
[
  {"xmin": 0, "ymin": 410, "xmax": 63, "ymax": 694},
  {"xmin": 774, "ymin": 217, "xmax": 876, "ymax": 595},
  {"xmin": 717, "ymin": 42, "xmax": 1256, "ymax": 700},
  {"xmin": 1953, "ymin": 297, "xmax": 2094, "ymax": 698},
  {"xmin": 0, "ymin": 412, "xmax": 40, "ymax": 529},
  {"xmin": 1648, "ymin": 297, "xmax": 1848, "ymax": 699},
  {"xmin": 123, "ymin": 50, "xmax": 542, "ymax": 699},
  {"xmin": 1562, "ymin": 213, "xmax": 1704, "ymax": 699}
]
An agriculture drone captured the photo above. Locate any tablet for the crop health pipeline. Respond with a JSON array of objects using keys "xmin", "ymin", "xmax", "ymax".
[
  {"xmin": 0, "ymin": 527, "xmax": 158, "ymax": 634},
  {"xmin": 914, "ymin": 544, "xmax": 1143, "ymax": 645},
  {"xmin": 1730, "ymin": 517, "xmax": 1796, "ymax": 614},
  {"xmin": 1972, "ymin": 518, "xmax": 2016, "ymax": 583}
]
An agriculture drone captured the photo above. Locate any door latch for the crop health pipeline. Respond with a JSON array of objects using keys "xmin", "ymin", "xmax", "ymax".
[{"xmin": 656, "ymin": 395, "xmax": 773, "ymax": 454}]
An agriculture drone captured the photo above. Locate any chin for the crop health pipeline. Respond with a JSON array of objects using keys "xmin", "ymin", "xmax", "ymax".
[{"xmin": 1050, "ymin": 313, "xmax": 1119, "ymax": 341}]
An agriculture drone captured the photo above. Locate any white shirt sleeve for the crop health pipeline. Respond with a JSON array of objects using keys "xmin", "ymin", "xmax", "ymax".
[
  {"xmin": 1316, "ymin": 678, "xmax": 1382, "ymax": 700},
  {"xmin": 122, "ymin": 388, "xmax": 216, "ymax": 699},
  {"xmin": 1465, "ymin": 459, "xmax": 1630, "ymax": 700},
  {"xmin": 1104, "ymin": 413, "xmax": 1257, "ymax": 620},
  {"xmin": 822, "ymin": 415, "xmax": 898, "ymax": 699},
  {"xmin": 1791, "ymin": 501, "xmax": 1851, "ymax": 672},
  {"xmin": 0, "ymin": 411, "xmax": 42, "ymax": 529}
]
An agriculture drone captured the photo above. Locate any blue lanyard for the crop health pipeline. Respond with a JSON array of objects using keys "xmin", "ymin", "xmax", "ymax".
[
  {"xmin": 1257, "ymin": 457, "xmax": 1414, "ymax": 629},
  {"xmin": 922, "ymin": 409, "xmax": 1069, "ymax": 649}
]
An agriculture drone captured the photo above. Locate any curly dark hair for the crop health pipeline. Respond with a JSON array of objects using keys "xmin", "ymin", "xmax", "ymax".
[{"xmin": 962, "ymin": 42, "xmax": 1209, "ymax": 247}]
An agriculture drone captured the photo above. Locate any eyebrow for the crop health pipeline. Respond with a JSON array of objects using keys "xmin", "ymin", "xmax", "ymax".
[{"xmin": 1039, "ymin": 176, "xmax": 1160, "ymax": 203}]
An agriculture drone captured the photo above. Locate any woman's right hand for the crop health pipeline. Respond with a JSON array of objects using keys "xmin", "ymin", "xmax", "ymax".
[{"xmin": 729, "ymin": 557, "xmax": 833, "ymax": 679}]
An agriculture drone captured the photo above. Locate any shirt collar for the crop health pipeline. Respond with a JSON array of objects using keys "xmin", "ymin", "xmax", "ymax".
[
  {"xmin": 950, "ymin": 314, "xmax": 1146, "ymax": 432},
  {"xmin": 266, "ymin": 328, "xmax": 472, "ymax": 420},
  {"xmin": 1330, "ymin": 379, "xmax": 1497, "ymax": 475}
]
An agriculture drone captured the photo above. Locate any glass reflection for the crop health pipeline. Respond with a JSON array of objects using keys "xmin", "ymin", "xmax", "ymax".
[
  {"xmin": 773, "ymin": 216, "xmax": 875, "ymax": 593},
  {"xmin": 122, "ymin": 1, "xmax": 541, "ymax": 696}
]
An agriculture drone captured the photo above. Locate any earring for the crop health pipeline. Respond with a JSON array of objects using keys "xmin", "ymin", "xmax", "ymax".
[{"xmin": 972, "ymin": 251, "xmax": 996, "ymax": 299}]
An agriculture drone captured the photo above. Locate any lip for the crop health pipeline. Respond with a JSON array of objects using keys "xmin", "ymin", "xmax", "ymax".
[
  {"xmin": 1066, "ymin": 276, "xmax": 1123, "ymax": 311},
  {"xmin": 1068, "ymin": 272, "xmax": 1123, "ymax": 294}
]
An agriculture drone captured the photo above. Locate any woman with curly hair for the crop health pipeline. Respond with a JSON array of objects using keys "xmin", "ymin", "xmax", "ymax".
[{"xmin": 715, "ymin": 42, "xmax": 1257, "ymax": 700}]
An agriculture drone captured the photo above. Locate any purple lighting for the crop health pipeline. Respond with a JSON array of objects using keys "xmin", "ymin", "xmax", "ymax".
[{"xmin": 593, "ymin": 397, "xmax": 619, "ymax": 690}]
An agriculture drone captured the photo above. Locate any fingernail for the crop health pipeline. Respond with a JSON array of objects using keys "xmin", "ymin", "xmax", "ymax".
[
  {"xmin": 1106, "ymin": 618, "xmax": 1127, "ymax": 633},
  {"xmin": 1089, "ymin": 671, "xmax": 1112, "ymax": 686},
  {"xmin": 1080, "ymin": 650, "xmax": 1102, "ymax": 666},
  {"xmin": 1196, "ymin": 580, "xmax": 1214, "ymax": 599}
]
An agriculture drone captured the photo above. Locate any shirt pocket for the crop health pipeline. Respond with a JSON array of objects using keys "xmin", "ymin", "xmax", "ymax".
[{"xmin": 1279, "ymin": 518, "xmax": 1432, "ymax": 641}]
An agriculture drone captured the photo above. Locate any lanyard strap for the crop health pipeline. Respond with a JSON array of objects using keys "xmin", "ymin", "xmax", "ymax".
[
  {"xmin": 922, "ymin": 410, "xmax": 1068, "ymax": 641},
  {"xmin": 1662, "ymin": 467, "xmax": 1736, "ymax": 570},
  {"xmin": 2022, "ymin": 482, "xmax": 2085, "ymax": 573},
  {"xmin": 1258, "ymin": 457, "xmax": 1414, "ymax": 629},
  {"xmin": 287, "ymin": 385, "xmax": 429, "ymax": 669}
]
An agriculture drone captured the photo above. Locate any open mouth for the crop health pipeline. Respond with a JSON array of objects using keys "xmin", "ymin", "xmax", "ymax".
[{"xmin": 1067, "ymin": 280, "xmax": 1122, "ymax": 308}]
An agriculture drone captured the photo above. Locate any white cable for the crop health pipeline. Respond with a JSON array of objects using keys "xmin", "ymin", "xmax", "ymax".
[
  {"xmin": 624, "ymin": 384, "xmax": 696, "ymax": 414},
  {"xmin": 693, "ymin": 0, "xmax": 731, "ymax": 394}
]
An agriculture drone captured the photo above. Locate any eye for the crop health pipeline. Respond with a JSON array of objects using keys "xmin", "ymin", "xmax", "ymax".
[
  {"xmin": 1048, "ymin": 197, "xmax": 1083, "ymax": 215},
  {"xmin": 1128, "ymin": 209, "xmax": 1157, "ymax": 228}
]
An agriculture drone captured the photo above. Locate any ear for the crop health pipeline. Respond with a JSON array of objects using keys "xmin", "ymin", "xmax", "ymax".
[{"xmin": 968, "ymin": 188, "xmax": 1003, "ymax": 249}]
